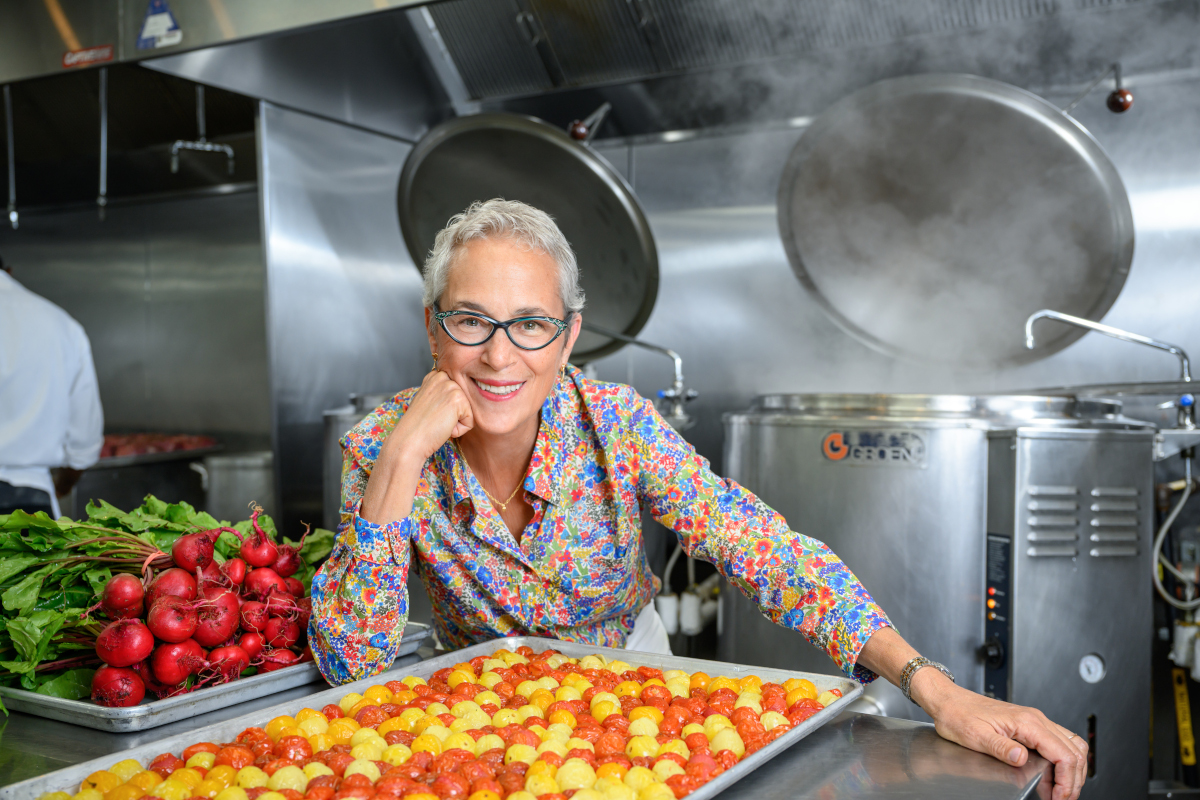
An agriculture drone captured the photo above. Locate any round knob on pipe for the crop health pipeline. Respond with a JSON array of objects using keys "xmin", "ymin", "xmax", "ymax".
[
  {"xmin": 568, "ymin": 120, "xmax": 589, "ymax": 140},
  {"xmin": 1106, "ymin": 88, "xmax": 1133, "ymax": 113}
]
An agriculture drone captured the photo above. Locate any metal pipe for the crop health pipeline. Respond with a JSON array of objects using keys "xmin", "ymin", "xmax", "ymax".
[
  {"xmin": 3, "ymin": 84, "xmax": 15, "ymax": 229},
  {"xmin": 1025, "ymin": 308, "xmax": 1191, "ymax": 381},
  {"xmin": 196, "ymin": 85, "xmax": 207, "ymax": 141},
  {"xmin": 97, "ymin": 68, "xmax": 107, "ymax": 220},
  {"xmin": 581, "ymin": 321, "xmax": 697, "ymax": 429}
]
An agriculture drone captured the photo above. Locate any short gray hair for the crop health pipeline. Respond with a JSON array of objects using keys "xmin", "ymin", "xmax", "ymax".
[{"xmin": 421, "ymin": 199, "xmax": 585, "ymax": 316}]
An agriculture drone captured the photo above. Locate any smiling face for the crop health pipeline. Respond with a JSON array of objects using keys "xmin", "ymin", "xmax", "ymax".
[{"xmin": 426, "ymin": 236, "xmax": 582, "ymax": 440}]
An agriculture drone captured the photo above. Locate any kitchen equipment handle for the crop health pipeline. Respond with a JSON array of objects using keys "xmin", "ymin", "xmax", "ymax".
[{"xmin": 189, "ymin": 461, "xmax": 209, "ymax": 492}]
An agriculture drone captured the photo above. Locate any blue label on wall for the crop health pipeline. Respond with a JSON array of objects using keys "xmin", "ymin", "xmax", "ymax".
[{"xmin": 136, "ymin": 0, "xmax": 182, "ymax": 50}]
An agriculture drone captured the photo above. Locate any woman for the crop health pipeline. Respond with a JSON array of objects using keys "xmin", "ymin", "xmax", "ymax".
[{"xmin": 311, "ymin": 199, "xmax": 1085, "ymax": 800}]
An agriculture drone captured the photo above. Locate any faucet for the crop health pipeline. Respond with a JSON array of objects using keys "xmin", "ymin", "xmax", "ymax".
[
  {"xmin": 1025, "ymin": 308, "xmax": 1193, "ymax": 427},
  {"xmin": 1025, "ymin": 309, "xmax": 1191, "ymax": 381},
  {"xmin": 582, "ymin": 322, "xmax": 698, "ymax": 431}
]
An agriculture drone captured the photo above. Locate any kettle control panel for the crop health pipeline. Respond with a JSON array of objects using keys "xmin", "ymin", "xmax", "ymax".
[{"xmin": 983, "ymin": 534, "xmax": 1011, "ymax": 701}]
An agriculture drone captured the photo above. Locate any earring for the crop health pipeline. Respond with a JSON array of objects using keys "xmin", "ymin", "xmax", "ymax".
[{"xmin": 430, "ymin": 352, "xmax": 439, "ymax": 373}]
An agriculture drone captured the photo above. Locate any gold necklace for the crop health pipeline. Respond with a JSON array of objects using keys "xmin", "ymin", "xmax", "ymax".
[{"xmin": 456, "ymin": 444, "xmax": 524, "ymax": 512}]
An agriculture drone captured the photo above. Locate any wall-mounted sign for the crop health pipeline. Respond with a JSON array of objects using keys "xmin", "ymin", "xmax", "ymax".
[
  {"xmin": 62, "ymin": 45, "xmax": 114, "ymax": 68},
  {"xmin": 137, "ymin": 0, "xmax": 183, "ymax": 50}
]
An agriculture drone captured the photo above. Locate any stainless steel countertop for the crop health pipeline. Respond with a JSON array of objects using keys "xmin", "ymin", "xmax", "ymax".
[{"xmin": 0, "ymin": 652, "xmax": 1050, "ymax": 799}]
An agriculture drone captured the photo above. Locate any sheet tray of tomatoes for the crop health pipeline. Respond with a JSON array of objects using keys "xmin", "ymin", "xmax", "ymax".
[{"xmin": 1, "ymin": 635, "xmax": 860, "ymax": 800}]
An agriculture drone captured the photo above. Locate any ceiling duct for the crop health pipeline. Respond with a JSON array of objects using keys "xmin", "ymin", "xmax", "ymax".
[{"xmin": 426, "ymin": 0, "xmax": 1168, "ymax": 101}]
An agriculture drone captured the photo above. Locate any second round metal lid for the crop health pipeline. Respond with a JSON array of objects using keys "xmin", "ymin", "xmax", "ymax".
[
  {"xmin": 397, "ymin": 113, "xmax": 658, "ymax": 363},
  {"xmin": 777, "ymin": 74, "xmax": 1134, "ymax": 367}
]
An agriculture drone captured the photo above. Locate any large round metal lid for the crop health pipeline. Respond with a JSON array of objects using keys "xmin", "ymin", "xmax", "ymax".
[
  {"xmin": 777, "ymin": 74, "xmax": 1134, "ymax": 367},
  {"xmin": 397, "ymin": 113, "xmax": 658, "ymax": 363}
]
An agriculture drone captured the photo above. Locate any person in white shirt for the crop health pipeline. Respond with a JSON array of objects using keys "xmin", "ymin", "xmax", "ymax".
[{"xmin": 0, "ymin": 255, "xmax": 104, "ymax": 518}]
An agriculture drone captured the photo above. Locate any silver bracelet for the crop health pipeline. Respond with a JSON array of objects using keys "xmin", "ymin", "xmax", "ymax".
[{"xmin": 900, "ymin": 656, "xmax": 955, "ymax": 704}]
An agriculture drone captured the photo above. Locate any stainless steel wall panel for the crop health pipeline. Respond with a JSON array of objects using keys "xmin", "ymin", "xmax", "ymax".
[
  {"xmin": 0, "ymin": 191, "xmax": 271, "ymax": 439},
  {"xmin": 257, "ymin": 102, "xmax": 429, "ymax": 531}
]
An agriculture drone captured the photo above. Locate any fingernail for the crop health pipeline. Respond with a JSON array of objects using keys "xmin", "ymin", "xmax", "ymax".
[{"xmin": 1008, "ymin": 747, "xmax": 1022, "ymax": 763}]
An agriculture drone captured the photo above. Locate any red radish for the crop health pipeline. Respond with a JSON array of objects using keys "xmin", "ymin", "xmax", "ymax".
[
  {"xmin": 193, "ymin": 588, "xmax": 239, "ymax": 647},
  {"xmin": 102, "ymin": 574, "xmax": 144, "ymax": 613},
  {"xmin": 240, "ymin": 506, "xmax": 279, "ymax": 568},
  {"xmin": 221, "ymin": 557, "xmax": 247, "ymax": 586},
  {"xmin": 239, "ymin": 601, "xmax": 269, "ymax": 632},
  {"xmin": 106, "ymin": 601, "xmax": 143, "ymax": 620},
  {"xmin": 151, "ymin": 639, "xmax": 206, "ymax": 685},
  {"xmin": 258, "ymin": 649, "xmax": 300, "ymax": 672},
  {"xmin": 244, "ymin": 567, "xmax": 287, "ymax": 599},
  {"xmin": 147, "ymin": 568, "xmax": 197, "ymax": 607},
  {"xmin": 270, "ymin": 538, "xmax": 305, "ymax": 579},
  {"xmin": 299, "ymin": 645, "xmax": 314, "ymax": 663},
  {"xmin": 91, "ymin": 666, "xmax": 145, "ymax": 707},
  {"xmin": 238, "ymin": 631, "xmax": 265, "ymax": 660},
  {"xmin": 264, "ymin": 617, "xmax": 301, "ymax": 649},
  {"xmin": 209, "ymin": 645, "xmax": 251, "ymax": 682},
  {"xmin": 171, "ymin": 530, "xmax": 218, "ymax": 573},
  {"xmin": 196, "ymin": 559, "xmax": 225, "ymax": 589},
  {"xmin": 295, "ymin": 596, "xmax": 312, "ymax": 632},
  {"xmin": 131, "ymin": 659, "xmax": 171, "ymax": 698},
  {"xmin": 95, "ymin": 619, "xmax": 155, "ymax": 667},
  {"xmin": 283, "ymin": 577, "xmax": 305, "ymax": 597},
  {"xmin": 264, "ymin": 589, "xmax": 299, "ymax": 619},
  {"xmin": 146, "ymin": 595, "xmax": 198, "ymax": 643}
]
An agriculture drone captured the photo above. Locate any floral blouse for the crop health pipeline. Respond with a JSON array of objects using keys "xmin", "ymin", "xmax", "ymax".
[{"xmin": 309, "ymin": 366, "xmax": 891, "ymax": 685}]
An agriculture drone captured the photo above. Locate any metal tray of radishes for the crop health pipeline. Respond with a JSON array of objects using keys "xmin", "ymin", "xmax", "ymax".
[{"xmin": 0, "ymin": 622, "xmax": 429, "ymax": 732}]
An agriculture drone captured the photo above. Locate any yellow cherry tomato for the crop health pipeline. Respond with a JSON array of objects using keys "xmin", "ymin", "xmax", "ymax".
[
  {"xmin": 234, "ymin": 766, "xmax": 269, "ymax": 789},
  {"xmin": 303, "ymin": 762, "xmax": 335, "ymax": 779},
  {"xmin": 82, "ymin": 773, "xmax": 121, "ymax": 795},
  {"xmin": 343, "ymin": 759, "xmax": 381, "ymax": 782},
  {"xmin": 624, "ymin": 736, "xmax": 658, "ymax": 759},
  {"xmin": 213, "ymin": 789, "xmax": 249, "ymax": 800},
  {"xmin": 628, "ymin": 706, "xmax": 663, "ymax": 724},
  {"xmin": 710, "ymin": 727, "xmax": 746, "ymax": 757},
  {"xmin": 475, "ymin": 734, "xmax": 506, "ymax": 755},
  {"xmin": 297, "ymin": 715, "xmax": 329, "ymax": 736},
  {"xmin": 411, "ymin": 734, "xmax": 443, "ymax": 755},
  {"xmin": 265, "ymin": 715, "xmax": 298, "ymax": 741},
  {"xmin": 107, "ymin": 760, "xmax": 144, "ymax": 783},
  {"xmin": 363, "ymin": 684, "xmax": 393, "ymax": 705},
  {"xmin": 266, "ymin": 765, "xmax": 308, "ymax": 793},
  {"xmin": 383, "ymin": 743, "xmax": 413, "ymax": 766}
]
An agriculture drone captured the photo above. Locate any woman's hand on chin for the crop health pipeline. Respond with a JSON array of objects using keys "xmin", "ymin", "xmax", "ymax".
[
  {"xmin": 402, "ymin": 369, "xmax": 475, "ymax": 455},
  {"xmin": 361, "ymin": 370, "xmax": 473, "ymax": 525}
]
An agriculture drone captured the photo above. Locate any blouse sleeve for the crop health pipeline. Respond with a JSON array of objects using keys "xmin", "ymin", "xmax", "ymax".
[
  {"xmin": 308, "ymin": 448, "xmax": 413, "ymax": 685},
  {"xmin": 632, "ymin": 396, "xmax": 891, "ymax": 682}
]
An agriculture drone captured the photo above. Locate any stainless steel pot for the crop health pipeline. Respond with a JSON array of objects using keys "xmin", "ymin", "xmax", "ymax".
[
  {"xmin": 190, "ymin": 451, "xmax": 275, "ymax": 522},
  {"xmin": 720, "ymin": 393, "xmax": 1153, "ymax": 800}
]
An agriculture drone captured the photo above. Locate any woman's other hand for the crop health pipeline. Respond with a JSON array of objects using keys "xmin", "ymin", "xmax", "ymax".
[
  {"xmin": 913, "ymin": 669, "xmax": 1087, "ymax": 800},
  {"xmin": 360, "ymin": 369, "xmax": 473, "ymax": 525},
  {"xmin": 857, "ymin": 626, "xmax": 1085, "ymax": 800}
]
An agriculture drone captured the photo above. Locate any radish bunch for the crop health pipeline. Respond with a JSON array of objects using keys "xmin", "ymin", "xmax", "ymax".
[{"xmin": 90, "ymin": 507, "xmax": 314, "ymax": 707}]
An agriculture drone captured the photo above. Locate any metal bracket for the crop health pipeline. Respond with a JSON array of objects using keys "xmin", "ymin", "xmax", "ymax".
[
  {"xmin": 170, "ymin": 85, "xmax": 235, "ymax": 176},
  {"xmin": 1156, "ymin": 429, "xmax": 1200, "ymax": 462}
]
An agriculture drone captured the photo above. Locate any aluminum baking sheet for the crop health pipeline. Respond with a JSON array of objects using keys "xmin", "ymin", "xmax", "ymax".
[
  {"xmin": 0, "ymin": 623, "xmax": 430, "ymax": 734},
  {"xmin": 2, "ymin": 635, "xmax": 860, "ymax": 800}
]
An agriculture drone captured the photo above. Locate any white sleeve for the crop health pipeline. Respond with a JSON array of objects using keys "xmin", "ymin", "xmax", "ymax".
[{"xmin": 63, "ymin": 323, "xmax": 104, "ymax": 470}]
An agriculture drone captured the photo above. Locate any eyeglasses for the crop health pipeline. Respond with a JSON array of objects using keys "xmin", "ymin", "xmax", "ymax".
[{"xmin": 434, "ymin": 309, "xmax": 570, "ymax": 351}]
